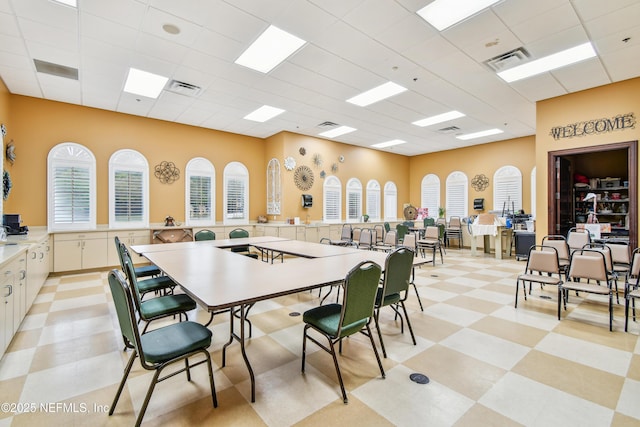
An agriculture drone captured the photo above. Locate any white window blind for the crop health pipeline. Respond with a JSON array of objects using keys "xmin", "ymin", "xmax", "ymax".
[
  {"xmin": 185, "ymin": 157, "xmax": 215, "ymax": 225},
  {"xmin": 109, "ymin": 149, "xmax": 149, "ymax": 229},
  {"xmin": 446, "ymin": 171, "xmax": 468, "ymax": 220},
  {"xmin": 384, "ymin": 181, "xmax": 397, "ymax": 220},
  {"xmin": 493, "ymin": 166, "xmax": 522, "ymax": 214},
  {"xmin": 47, "ymin": 142, "xmax": 96, "ymax": 232},
  {"xmin": 323, "ymin": 176, "xmax": 341, "ymax": 223},
  {"xmin": 421, "ymin": 174, "xmax": 440, "ymax": 219},
  {"xmin": 223, "ymin": 162, "xmax": 249, "ymax": 224},
  {"xmin": 366, "ymin": 180, "xmax": 380, "ymax": 221},
  {"xmin": 346, "ymin": 178, "xmax": 362, "ymax": 222}
]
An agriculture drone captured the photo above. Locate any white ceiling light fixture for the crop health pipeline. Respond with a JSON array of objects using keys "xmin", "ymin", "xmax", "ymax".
[
  {"xmin": 50, "ymin": 0, "xmax": 77, "ymax": 7},
  {"xmin": 413, "ymin": 110, "xmax": 465, "ymax": 127},
  {"xmin": 456, "ymin": 128, "xmax": 503, "ymax": 140},
  {"xmin": 347, "ymin": 82, "xmax": 407, "ymax": 107},
  {"xmin": 244, "ymin": 105, "xmax": 285, "ymax": 122},
  {"xmin": 123, "ymin": 68, "xmax": 168, "ymax": 99},
  {"xmin": 235, "ymin": 25, "xmax": 306, "ymax": 73},
  {"xmin": 497, "ymin": 42, "xmax": 597, "ymax": 83},
  {"xmin": 319, "ymin": 125, "xmax": 357, "ymax": 138},
  {"xmin": 417, "ymin": 0, "xmax": 500, "ymax": 31},
  {"xmin": 371, "ymin": 139, "xmax": 407, "ymax": 148}
]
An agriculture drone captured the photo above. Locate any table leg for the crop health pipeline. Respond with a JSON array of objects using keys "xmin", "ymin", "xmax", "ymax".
[
  {"xmin": 220, "ymin": 304, "xmax": 256, "ymax": 402},
  {"xmin": 495, "ymin": 234, "xmax": 503, "ymax": 259},
  {"xmin": 483, "ymin": 235, "xmax": 491, "ymax": 254}
]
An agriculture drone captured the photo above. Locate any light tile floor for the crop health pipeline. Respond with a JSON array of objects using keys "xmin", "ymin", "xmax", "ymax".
[{"xmin": 1, "ymin": 249, "xmax": 640, "ymax": 426}]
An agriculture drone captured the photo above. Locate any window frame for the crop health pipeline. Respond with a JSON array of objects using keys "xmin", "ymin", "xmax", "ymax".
[
  {"xmin": 346, "ymin": 178, "xmax": 363, "ymax": 223},
  {"xmin": 421, "ymin": 174, "xmax": 440, "ymax": 220},
  {"xmin": 445, "ymin": 171, "xmax": 468, "ymax": 221},
  {"xmin": 493, "ymin": 165, "xmax": 522, "ymax": 214},
  {"xmin": 47, "ymin": 142, "xmax": 97, "ymax": 232},
  {"xmin": 109, "ymin": 149, "xmax": 149, "ymax": 229},
  {"xmin": 185, "ymin": 157, "xmax": 215, "ymax": 226},
  {"xmin": 323, "ymin": 175, "xmax": 342, "ymax": 223},
  {"xmin": 223, "ymin": 161, "xmax": 249, "ymax": 225},
  {"xmin": 383, "ymin": 181, "xmax": 397, "ymax": 221},
  {"xmin": 366, "ymin": 179, "xmax": 381, "ymax": 221}
]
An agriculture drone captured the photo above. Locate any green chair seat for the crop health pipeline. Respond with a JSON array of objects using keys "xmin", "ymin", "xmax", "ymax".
[
  {"xmin": 134, "ymin": 264, "xmax": 162, "ymax": 278},
  {"xmin": 375, "ymin": 288, "xmax": 401, "ymax": 307},
  {"xmin": 141, "ymin": 321, "xmax": 212, "ymax": 364},
  {"xmin": 140, "ymin": 294, "xmax": 196, "ymax": 320},
  {"xmin": 303, "ymin": 303, "xmax": 368, "ymax": 337},
  {"xmin": 137, "ymin": 275, "xmax": 175, "ymax": 295}
]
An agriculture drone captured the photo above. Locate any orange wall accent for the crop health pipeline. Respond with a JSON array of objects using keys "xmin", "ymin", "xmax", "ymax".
[{"xmin": 409, "ymin": 136, "xmax": 536, "ymax": 215}]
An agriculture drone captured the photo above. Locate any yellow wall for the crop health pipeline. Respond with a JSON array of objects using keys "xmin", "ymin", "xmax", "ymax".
[
  {"xmin": 266, "ymin": 132, "xmax": 410, "ymax": 222},
  {"xmin": 409, "ymin": 136, "xmax": 536, "ymax": 215},
  {"xmin": 5, "ymin": 95, "xmax": 265, "ymax": 226},
  {"xmin": 535, "ymin": 77, "xmax": 640, "ymax": 238}
]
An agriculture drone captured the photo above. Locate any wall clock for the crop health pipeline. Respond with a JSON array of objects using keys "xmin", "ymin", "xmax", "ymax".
[
  {"xmin": 294, "ymin": 165, "xmax": 314, "ymax": 191},
  {"xmin": 471, "ymin": 174, "xmax": 489, "ymax": 192}
]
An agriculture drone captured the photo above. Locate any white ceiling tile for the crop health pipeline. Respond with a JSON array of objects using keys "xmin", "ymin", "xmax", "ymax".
[
  {"xmin": 135, "ymin": 32, "xmax": 189, "ymax": 65},
  {"xmin": 0, "ymin": 11, "xmax": 21, "ymax": 37},
  {"xmin": 80, "ymin": 13, "xmax": 140, "ymax": 50},
  {"xmin": 493, "ymin": 0, "xmax": 570, "ymax": 27},
  {"xmin": 571, "ymin": 0, "xmax": 639, "ymax": 21},
  {"xmin": 582, "ymin": 2, "xmax": 640, "ymax": 40},
  {"xmin": 510, "ymin": 2, "xmax": 581, "ymax": 45},
  {"xmin": 441, "ymin": 10, "xmax": 509, "ymax": 48},
  {"xmin": 508, "ymin": 74, "xmax": 568, "ymax": 102},
  {"xmin": 81, "ymin": 0, "xmax": 147, "ymax": 30},
  {"xmin": 18, "ymin": 18, "xmax": 78, "ymax": 51},
  {"xmin": 11, "ymin": 0, "xmax": 77, "ymax": 29},
  {"xmin": 599, "ymin": 43, "xmax": 640, "ymax": 82},
  {"xmin": 552, "ymin": 58, "xmax": 610, "ymax": 93},
  {"xmin": 141, "ymin": 7, "xmax": 203, "ymax": 47},
  {"xmin": 343, "ymin": 0, "xmax": 409, "ymax": 36},
  {"xmin": 308, "ymin": 0, "xmax": 367, "ymax": 18}
]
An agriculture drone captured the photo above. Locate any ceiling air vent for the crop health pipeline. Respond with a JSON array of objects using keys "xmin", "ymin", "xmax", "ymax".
[
  {"xmin": 166, "ymin": 80, "xmax": 201, "ymax": 96},
  {"xmin": 484, "ymin": 47, "xmax": 530, "ymax": 72},
  {"xmin": 34, "ymin": 59, "xmax": 78, "ymax": 80},
  {"xmin": 436, "ymin": 125, "xmax": 460, "ymax": 134},
  {"xmin": 316, "ymin": 121, "xmax": 339, "ymax": 128}
]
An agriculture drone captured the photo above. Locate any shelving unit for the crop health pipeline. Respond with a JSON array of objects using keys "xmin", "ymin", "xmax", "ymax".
[{"xmin": 573, "ymin": 178, "xmax": 629, "ymax": 238}]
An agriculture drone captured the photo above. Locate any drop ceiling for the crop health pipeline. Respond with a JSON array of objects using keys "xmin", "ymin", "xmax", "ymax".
[{"xmin": 0, "ymin": 0, "xmax": 638, "ymax": 156}]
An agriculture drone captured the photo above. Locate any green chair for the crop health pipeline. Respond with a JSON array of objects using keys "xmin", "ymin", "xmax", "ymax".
[
  {"xmin": 195, "ymin": 229, "xmax": 216, "ymax": 241},
  {"xmin": 107, "ymin": 270, "xmax": 217, "ymax": 427},
  {"xmin": 116, "ymin": 240, "xmax": 175, "ymax": 298},
  {"xmin": 114, "ymin": 236, "xmax": 161, "ymax": 278},
  {"xmin": 395, "ymin": 223, "xmax": 409, "ymax": 243},
  {"xmin": 383, "ymin": 222, "xmax": 391, "ymax": 234},
  {"xmin": 424, "ymin": 217, "xmax": 435, "ymax": 227},
  {"xmin": 374, "ymin": 247, "xmax": 417, "ymax": 358},
  {"xmin": 121, "ymin": 249, "xmax": 197, "ymax": 333},
  {"xmin": 229, "ymin": 228, "xmax": 259, "ymax": 259},
  {"xmin": 302, "ymin": 261, "xmax": 385, "ymax": 404}
]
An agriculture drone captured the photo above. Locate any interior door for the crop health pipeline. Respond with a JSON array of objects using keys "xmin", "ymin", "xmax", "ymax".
[{"xmin": 555, "ymin": 156, "xmax": 572, "ymax": 236}]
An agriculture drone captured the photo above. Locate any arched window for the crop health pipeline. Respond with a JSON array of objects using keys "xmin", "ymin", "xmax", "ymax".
[
  {"xmin": 383, "ymin": 181, "xmax": 397, "ymax": 220},
  {"xmin": 47, "ymin": 142, "xmax": 96, "ymax": 232},
  {"xmin": 109, "ymin": 149, "xmax": 149, "ymax": 229},
  {"xmin": 266, "ymin": 158, "xmax": 281, "ymax": 215},
  {"xmin": 493, "ymin": 165, "xmax": 522, "ymax": 214},
  {"xmin": 445, "ymin": 171, "xmax": 468, "ymax": 220},
  {"xmin": 531, "ymin": 167, "xmax": 536, "ymax": 219},
  {"xmin": 366, "ymin": 180, "xmax": 381, "ymax": 221},
  {"xmin": 346, "ymin": 178, "xmax": 362, "ymax": 222},
  {"xmin": 323, "ymin": 176, "xmax": 341, "ymax": 223},
  {"xmin": 421, "ymin": 174, "xmax": 440, "ymax": 219},
  {"xmin": 185, "ymin": 157, "xmax": 215, "ymax": 226},
  {"xmin": 223, "ymin": 161, "xmax": 249, "ymax": 224}
]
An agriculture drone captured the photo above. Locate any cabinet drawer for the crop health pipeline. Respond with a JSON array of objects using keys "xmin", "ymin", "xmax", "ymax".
[{"xmin": 54, "ymin": 232, "xmax": 108, "ymax": 242}]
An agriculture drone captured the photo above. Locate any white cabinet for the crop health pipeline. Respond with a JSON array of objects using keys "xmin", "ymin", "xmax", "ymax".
[
  {"xmin": 107, "ymin": 230, "xmax": 150, "ymax": 266},
  {"xmin": 53, "ymin": 232, "xmax": 108, "ymax": 272},
  {"xmin": 26, "ymin": 236, "xmax": 50, "ymax": 309},
  {"xmin": 1, "ymin": 253, "xmax": 26, "ymax": 356}
]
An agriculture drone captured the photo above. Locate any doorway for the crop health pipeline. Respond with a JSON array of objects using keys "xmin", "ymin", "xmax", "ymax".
[{"xmin": 547, "ymin": 140, "xmax": 637, "ymax": 249}]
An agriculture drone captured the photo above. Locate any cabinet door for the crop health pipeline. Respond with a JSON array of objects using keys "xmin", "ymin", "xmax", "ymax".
[
  {"xmin": 1, "ymin": 269, "xmax": 14, "ymax": 355},
  {"xmin": 13, "ymin": 258, "xmax": 26, "ymax": 332},
  {"xmin": 54, "ymin": 240, "xmax": 83, "ymax": 272},
  {"xmin": 81, "ymin": 238, "xmax": 108, "ymax": 269}
]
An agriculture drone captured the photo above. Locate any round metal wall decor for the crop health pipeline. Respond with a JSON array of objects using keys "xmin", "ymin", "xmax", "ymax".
[
  {"xmin": 471, "ymin": 174, "xmax": 489, "ymax": 192},
  {"xmin": 294, "ymin": 165, "xmax": 314, "ymax": 191},
  {"xmin": 154, "ymin": 161, "xmax": 180, "ymax": 184}
]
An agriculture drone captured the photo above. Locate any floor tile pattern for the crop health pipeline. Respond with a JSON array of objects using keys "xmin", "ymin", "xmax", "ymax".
[{"xmin": 1, "ymin": 249, "xmax": 639, "ymax": 426}]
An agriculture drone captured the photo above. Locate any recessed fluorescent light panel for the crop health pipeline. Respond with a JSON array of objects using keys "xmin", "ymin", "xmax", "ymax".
[
  {"xmin": 319, "ymin": 126, "xmax": 357, "ymax": 138},
  {"xmin": 51, "ymin": 0, "xmax": 77, "ymax": 7},
  {"xmin": 235, "ymin": 25, "xmax": 306, "ymax": 73},
  {"xmin": 371, "ymin": 139, "xmax": 407, "ymax": 148},
  {"xmin": 123, "ymin": 68, "xmax": 168, "ymax": 99},
  {"xmin": 417, "ymin": 0, "xmax": 500, "ymax": 31},
  {"xmin": 456, "ymin": 128, "xmax": 503, "ymax": 140},
  {"xmin": 497, "ymin": 42, "xmax": 597, "ymax": 83},
  {"xmin": 413, "ymin": 110, "xmax": 465, "ymax": 127},
  {"xmin": 244, "ymin": 105, "xmax": 285, "ymax": 122},
  {"xmin": 347, "ymin": 82, "xmax": 407, "ymax": 107}
]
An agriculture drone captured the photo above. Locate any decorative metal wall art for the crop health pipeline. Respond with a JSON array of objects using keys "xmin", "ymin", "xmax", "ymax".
[
  {"xmin": 284, "ymin": 156, "xmax": 296, "ymax": 171},
  {"xmin": 471, "ymin": 174, "xmax": 489, "ymax": 192},
  {"xmin": 154, "ymin": 161, "xmax": 180, "ymax": 184},
  {"xmin": 294, "ymin": 165, "xmax": 314, "ymax": 191}
]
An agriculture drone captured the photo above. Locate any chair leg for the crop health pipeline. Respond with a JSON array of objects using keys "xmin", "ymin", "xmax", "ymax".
[
  {"xmin": 399, "ymin": 301, "xmax": 416, "ymax": 345},
  {"xmin": 301, "ymin": 325, "xmax": 309, "ymax": 372},
  {"xmin": 204, "ymin": 351, "xmax": 218, "ymax": 408},
  {"xmin": 557, "ymin": 287, "xmax": 562, "ymax": 320},
  {"xmin": 185, "ymin": 357, "xmax": 191, "ymax": 382},
  {"xmin": 411, "ymin": 281, "xmax": 424, "ymax": 311},
  {"xmin": 109, "ymin": 350, "xmax": 137, "ymax": 416},
  {"xmin": 364, "ymin": 324, "xmax": 386, "ymax": 380},
  {"xmin": 136, "ymin": 368, "xmax": 162, "ymax": 427},
  {"xmin": 515, "ymin": 279, "xmax": 520, "ymax": 308},
  {"xmin": 625, "ymin": 296, "xmax": 630, "ymax": 332},
  {"xmin": 328, "ymin": 338, "xmax": 348, "ymax": 404},
  {"xmin": 373, "ymin": 308, "xmax": 387, "ymax": 358},
  {"xmin": 609, "ymin": 293, "xmax": 613, "ymax": 332}
]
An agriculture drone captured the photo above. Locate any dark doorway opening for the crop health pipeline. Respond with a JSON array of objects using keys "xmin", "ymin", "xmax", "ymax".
[{"xmin": 547, "ymin": 140, "xmax": 637, "ymax": 249}]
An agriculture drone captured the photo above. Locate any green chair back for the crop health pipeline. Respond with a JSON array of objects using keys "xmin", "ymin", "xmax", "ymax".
[
  {"xmin": 382, "ymin": 247, "xmax": 414, "ymax": 297},
  {"xmin": 424, "ymin": 217, "xmax": 435, "ymax": 227},
  {"xmin": 384, "ymin": 222, "xmax": 390, "ymax": 233},
  {"xmin": 396, "ymin": 224, "xmax": 409, "ymax": 242},
  {"xmin": 339, "ymin": 261, "xmax": 382, "ymax": 337},
  {"xmin": 195, "ymin": 230, "xmax": 216, "ymax": 241},
  {"xmin": 229, "ymin": 228, "xmax": 249, "ymax": 239},
  {"xmin": 120, "ymin": 246, "xmax": 146, "ymax": 311},
  {"xmin": 108, "ymin": 269, "xmax": 140, "ymax": 352}
]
